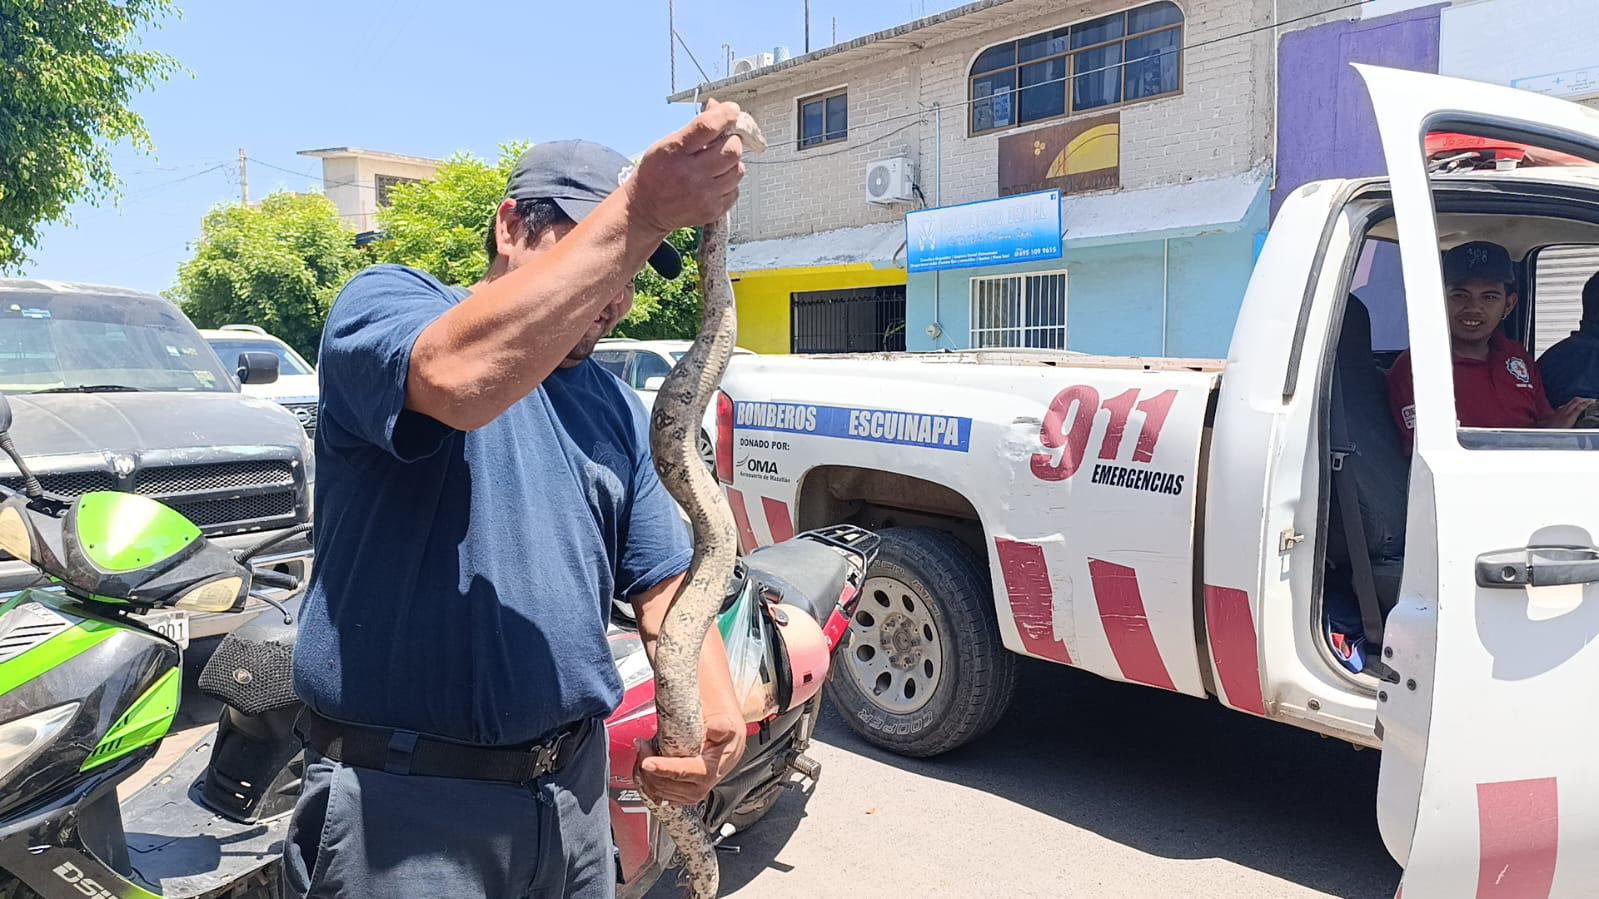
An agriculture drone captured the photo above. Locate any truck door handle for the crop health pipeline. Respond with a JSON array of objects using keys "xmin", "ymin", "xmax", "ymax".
[{"xmin": 1476, "ymin": 546, "xmax": 1599, "ymax": 588}]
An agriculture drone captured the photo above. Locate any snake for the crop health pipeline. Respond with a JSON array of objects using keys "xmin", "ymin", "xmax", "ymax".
[{"xmin": 644, "ymin": 106, "xmax": 767, "ymax": 899}]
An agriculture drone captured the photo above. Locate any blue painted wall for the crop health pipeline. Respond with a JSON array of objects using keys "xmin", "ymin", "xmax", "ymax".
[{"xmin": 906, "ymin": 200, "xmax": 1268, "ymax": 358}]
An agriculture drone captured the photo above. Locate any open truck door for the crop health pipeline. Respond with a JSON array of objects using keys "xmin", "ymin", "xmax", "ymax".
[{"xmin": 1361, "ymin": 64, "xmax": 1599, "ymax": 898}]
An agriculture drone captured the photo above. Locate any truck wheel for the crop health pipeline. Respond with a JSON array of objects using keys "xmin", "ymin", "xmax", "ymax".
[{"xmin": 826, "ymin": 527, "xmax": 1017, "ymax": 757}]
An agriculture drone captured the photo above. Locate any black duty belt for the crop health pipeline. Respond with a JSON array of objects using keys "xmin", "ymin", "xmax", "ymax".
[{"xmin": 300, "ymin": 711, "xmax": 595, "ymax": 785}]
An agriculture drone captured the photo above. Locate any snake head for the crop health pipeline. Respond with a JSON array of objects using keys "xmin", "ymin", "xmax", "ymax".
[{"xmin": 705, "ymin": 98, "xmax": 767, "ymax": 156}]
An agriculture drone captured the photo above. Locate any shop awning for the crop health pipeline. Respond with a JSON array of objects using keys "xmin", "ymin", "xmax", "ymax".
[
  {"xmin": 729, "ymin": 222, "xmax": 906, "ymax": 275},
  {"xmin": 1062, "ymin": 167, "xmax": 1270, "ymax": 247}
]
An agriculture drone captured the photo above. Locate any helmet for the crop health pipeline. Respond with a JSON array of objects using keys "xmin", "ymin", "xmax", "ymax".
[{"xmin": 770, "ymin": 603, "xmax": 831, "ymax": 709}]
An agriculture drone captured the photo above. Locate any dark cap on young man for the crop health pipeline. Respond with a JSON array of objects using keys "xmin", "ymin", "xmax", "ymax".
[
  {"xmin": 503, "ymin": 140, "xmax": 683, "ymax": 280},
  {"xmin": 1442, "ymin": 241, "xmax": 1515, "ymax": 290}
]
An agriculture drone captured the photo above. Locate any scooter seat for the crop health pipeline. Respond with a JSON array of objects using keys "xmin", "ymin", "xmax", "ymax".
[
  {"xmin": 744, "ymin": 539, "xmax": 850, "ymax": 625},
  {"xmin": 198, "ymin": 598, "xmax": 301, "ymax": 717}
]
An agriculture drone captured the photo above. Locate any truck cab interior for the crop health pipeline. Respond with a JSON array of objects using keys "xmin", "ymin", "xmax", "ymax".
[{"xmin": 1317, "ymin": 178, "xmax": 1599, "ymax": 680}]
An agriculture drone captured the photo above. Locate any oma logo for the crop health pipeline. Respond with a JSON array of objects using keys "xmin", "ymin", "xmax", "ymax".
[
  {"xmin": 54, "ymin": 862, "xmax": 116, "ymax": 898},
  {"xmin": 744, "ymin": 458, "xmax": 779, "ymax": 475}
]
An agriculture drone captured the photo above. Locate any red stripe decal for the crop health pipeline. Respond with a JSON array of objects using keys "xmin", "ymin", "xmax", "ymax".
[
  {"xmin": 1203, "ymin": 585, "xmax": 1266, "ymax": 715},
  {"xmin": 1087, "ymin": 559, "xmax": 1175, "ymax": 690},
  {"xmin": 761, "ymin": 496, "xmax": 796, "ymax": 543},
  {"xmin": 1476, "ymin": 778, "xmax": 1558, "ymax": 899},
  {"xmin": 994, "ymin": 539, "xmax": 1071, "ymax": 664},
  {"xmin": 724, "ymin": 487, "xmax": 759, "ymax": 552}
]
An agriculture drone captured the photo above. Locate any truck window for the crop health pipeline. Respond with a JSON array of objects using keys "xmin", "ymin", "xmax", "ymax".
[{"xmin": 0, "ymin": 291, "xmax": 233, "ymax": 394}]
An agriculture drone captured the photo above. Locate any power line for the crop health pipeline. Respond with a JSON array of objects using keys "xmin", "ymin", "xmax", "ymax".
[
  {"xmin": 718, "ymin": 0, "xmax": 1377, "ymax": 159},
  {"xmin": 123, "ymin": 163, "xmax": 230, "ymax": 196}
]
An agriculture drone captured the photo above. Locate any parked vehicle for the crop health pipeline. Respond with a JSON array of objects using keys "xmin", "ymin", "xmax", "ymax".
[
  {"xmin": 0, "ymin": 281, "xmax": 312, "ymax": 643},
  {"xmin": 594, "ymin": 339, "xmax": 755, "ymax": 469},
  {"xmin": 713, "ymin": 68, "xmax": 1599, "ymax": 896},
  {"xmin": 200, "ymin": 326, "xmax": 319, "ymax": 436},
  {"xmin": 0, "ymin": 386, "xmax": 875, "ymax": 897}
]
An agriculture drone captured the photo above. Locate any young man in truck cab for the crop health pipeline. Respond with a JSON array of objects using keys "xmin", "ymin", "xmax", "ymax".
[
  {"xmin": 1538, "ymin": 270, "xmax": 1599, "ymax": 408},
  {"xmin": 1387, "ymin": 241, "xmax": 1596, "ymax": 450}
]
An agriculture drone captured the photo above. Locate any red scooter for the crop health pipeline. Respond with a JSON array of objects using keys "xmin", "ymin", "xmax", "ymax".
[{"xmin": 606, "ymin": 523, "xmax": 878, "ymax": 897}]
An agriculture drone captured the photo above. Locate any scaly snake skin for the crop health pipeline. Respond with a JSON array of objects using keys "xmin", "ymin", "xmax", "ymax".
[{"xmin": 644, "ymin": 108, "xmax": 766, "ymax": 899}]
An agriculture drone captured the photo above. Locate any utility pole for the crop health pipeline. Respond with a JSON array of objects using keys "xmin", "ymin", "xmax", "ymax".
[
  {"xmin": 668, "ymin": 0, "xmax": 676, "ymax": 93},
  {"xmin": 804, "ymin": 0, "xmax": 810, "ymax": 53},
  {"xmin": 832, "ymin": 17, "xmax": 837, "ymax": 44},
  {"xmin": 237, "ymin": 147, "xmax": 249, "ymax": 205}
]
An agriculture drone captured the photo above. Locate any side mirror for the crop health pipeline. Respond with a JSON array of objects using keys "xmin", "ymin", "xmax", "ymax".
[
  {"xmin": 0, "ymin": 392, "xmax": 11, "ymax": 435},
  {"xmin": 237, "ymin": 352, "xmax": 280, "ymax": 386},
  {"xmin": 642, "ymin": 376, "xmax": 666, "ymax": 391}
]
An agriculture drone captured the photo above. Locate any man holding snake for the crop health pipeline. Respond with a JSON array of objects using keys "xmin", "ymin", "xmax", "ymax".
[{"xmin": 283, "ymin": 102, "xmax": 750, "ymax": 898}]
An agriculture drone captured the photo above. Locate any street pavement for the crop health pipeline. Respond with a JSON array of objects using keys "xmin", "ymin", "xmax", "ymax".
[
  {"xmin": 135, "ymin": 654, "xmax": 1402, "ymax": 898},
  {"xmin": 649, "ymin": 658, "xmax": 1403, "ymax": 899}
]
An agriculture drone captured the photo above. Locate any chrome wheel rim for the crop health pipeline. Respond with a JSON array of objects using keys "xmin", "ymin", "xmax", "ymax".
[
  {"xmin": 844, "ymin": 574, "xmax": 943, "ymax": 714},
  {"xmin": 698, "ymin": 430, "xmax": 715, "ymax": 472}
]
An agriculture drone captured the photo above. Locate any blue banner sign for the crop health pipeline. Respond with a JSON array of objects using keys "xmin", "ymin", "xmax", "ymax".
[
  {"xmin": 735, "ymin": 401, "xmax": 971, "ymax": 453},
  {"xmin": 905, "ymin": 189, "xmax": 1062, "ymax": 274}
]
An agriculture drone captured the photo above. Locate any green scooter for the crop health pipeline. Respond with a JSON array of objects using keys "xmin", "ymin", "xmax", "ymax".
[{"xmin": 0, "ymin": 390, "xmax": 307, "ymax": 899}]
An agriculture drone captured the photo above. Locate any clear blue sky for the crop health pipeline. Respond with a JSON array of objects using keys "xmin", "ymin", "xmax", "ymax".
[{"xmin": 19, "ymin": 0, "xmax": 960, "ymax": 295}]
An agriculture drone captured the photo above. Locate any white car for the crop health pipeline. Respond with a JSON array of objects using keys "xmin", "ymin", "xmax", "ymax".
[
  {"xmin": 201, "ymin": 325, "xmax": 319, "ymax": 435},
  {"xmin": 592, "ymin": 338, "xmax": 755, "ymax": 469}
]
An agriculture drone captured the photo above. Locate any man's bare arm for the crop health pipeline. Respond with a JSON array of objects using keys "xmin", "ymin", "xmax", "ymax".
[{"xmin": 406, "ymin": 103, "xmax": 747, "ymax": 431}]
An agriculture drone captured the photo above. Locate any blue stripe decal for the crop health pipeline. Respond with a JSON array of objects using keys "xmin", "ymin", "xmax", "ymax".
[{"xmin": 734, "ymin": 401, "xmax": 971, "ymax": 452}]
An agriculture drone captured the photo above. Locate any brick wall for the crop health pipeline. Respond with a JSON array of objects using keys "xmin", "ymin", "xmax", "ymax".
[{"xmin": 713, "ymin": 0, "xmax": 1277, "ymax": 245}]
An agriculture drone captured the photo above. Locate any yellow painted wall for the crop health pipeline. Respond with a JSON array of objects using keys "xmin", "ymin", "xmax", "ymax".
[{"xmin": 729, "ymin": 265, "xmax": 908, "ymax": 355}]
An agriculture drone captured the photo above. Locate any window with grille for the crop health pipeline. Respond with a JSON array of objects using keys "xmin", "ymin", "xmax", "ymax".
[
  {"xmin": 374, "ymin": 173, "xmax": 420, "ymax": 207},
  {"xmin": 969, "ymin": 1, "xmax": 1182, "ymax": 136},
  {"xmin": 969, "ymin": 271, "xmax": 1068, "ymax": 349},
  {"xmin": 791, "ymin": 286, "xmax": 906, "ymax": 354},
  {"xmin": 798, "ymin": 89, "xmax": 848, "ymax": 149}
]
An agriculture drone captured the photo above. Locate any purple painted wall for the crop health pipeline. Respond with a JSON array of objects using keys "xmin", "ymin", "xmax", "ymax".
[{"xmin": 1272, "ymin": 5, "xmax": 1444, "ymax": 217}]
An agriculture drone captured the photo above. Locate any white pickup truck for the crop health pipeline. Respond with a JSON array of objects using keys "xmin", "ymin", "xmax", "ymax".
[{"xmin": 714, "ymin": 68, "xmax": 1599, "ymax": 897}]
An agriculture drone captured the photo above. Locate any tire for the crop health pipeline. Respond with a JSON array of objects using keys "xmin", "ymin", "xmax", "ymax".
[
  {"xmin": 825, "ymin": 527, "xmax": 1018, "ymax": 757},
  {"xmin": 697, "ymin": 429, "xmax": 716, "ymax": 473}
]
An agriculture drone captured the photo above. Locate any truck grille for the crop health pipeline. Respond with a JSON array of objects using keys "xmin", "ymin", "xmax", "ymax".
[
  {"xmin": 2, "ymin": 459, "xmax": 301, "ymax": 542},
  {"xmin": 283, "ymin": 402, "xmax": 318, "ymax": 435}
]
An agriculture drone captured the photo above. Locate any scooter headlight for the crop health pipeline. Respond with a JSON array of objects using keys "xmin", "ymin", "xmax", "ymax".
[
  {"xmin": 0, "ymin": 504, "xmax": 32, "ymax": 562},
  {"xmin": 0, "ymin": 703, "xmax": 79, "ymax": 785}
]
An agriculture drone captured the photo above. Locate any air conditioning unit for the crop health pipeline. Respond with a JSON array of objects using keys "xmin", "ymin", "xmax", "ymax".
[
  {"xmin": 865, "ymin": 157, "xmax": 916, "ymax": 204},
  {"xmin": 731, "ymin": 52, "xmax": 775, "ymax": 76}
]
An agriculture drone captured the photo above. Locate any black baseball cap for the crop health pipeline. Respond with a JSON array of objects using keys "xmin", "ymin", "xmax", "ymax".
[
  {"xmin": 1442, "ymin": 241, "xmax": 1515, "ymax": 289},
  {"xmin": 503, "ymin": 140, "xmax": 682, "ymax": 279}
]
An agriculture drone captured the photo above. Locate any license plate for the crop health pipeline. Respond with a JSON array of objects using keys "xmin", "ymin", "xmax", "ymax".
[{"xmin": 144, "ymin": 610, "xmax": 189, "ymax": 649}]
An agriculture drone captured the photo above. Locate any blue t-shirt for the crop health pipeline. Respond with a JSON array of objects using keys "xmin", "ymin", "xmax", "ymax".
[{"xmin": 292, "ymin": 265, "xmax": 692, "ymax": 745}]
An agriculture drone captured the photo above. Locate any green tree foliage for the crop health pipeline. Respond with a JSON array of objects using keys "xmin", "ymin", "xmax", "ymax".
[
  {"xmin": 375, "ymin": 144, "xmax": 705, "ymax": 339},
  {"xmin": 374, "ymin": 144, "xmax": 524, "ymax": 287},
  {"xmin": 0, "ymin": 0, "xmax": 180, "ymax": 268},
  {"xmin": 171, "ymin": 193, "xmax": 363, "ymax": 361}
]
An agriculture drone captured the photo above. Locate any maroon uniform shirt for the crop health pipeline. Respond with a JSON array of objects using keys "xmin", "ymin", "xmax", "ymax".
[{"xmin": 1387, "ymin": 332, "xmax": 1554, "ymax": 452}]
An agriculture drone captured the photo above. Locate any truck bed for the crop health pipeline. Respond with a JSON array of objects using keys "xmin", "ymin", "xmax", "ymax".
[{"xmin": 760, "ymin": 349, "xmax": 1225, "ymax": 374}]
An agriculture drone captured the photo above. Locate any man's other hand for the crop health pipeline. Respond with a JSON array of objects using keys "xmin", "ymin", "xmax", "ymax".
[
  {"xmin": 1544, "ymin": 396, "xmax": 1598, "ymax": 429},
  {"xmin": 628, "ymin": 100, "xmax": 749, "ymax": 234},
  {"xmin": 636, "ymin": 711, "xmax": 747, "ymax": 805}
]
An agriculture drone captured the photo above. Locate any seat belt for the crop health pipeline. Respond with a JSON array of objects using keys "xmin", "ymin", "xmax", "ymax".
[{"xmin": 1328, "ymin": 374, "xmax": 1389, "ymax": 651}]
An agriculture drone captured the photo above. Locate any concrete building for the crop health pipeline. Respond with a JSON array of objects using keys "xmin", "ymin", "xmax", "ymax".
[
  {"xmin": 295, "ymin": 147, "xmax": 442, "ymax": 237},
  {"xmin": 669, "ymin": 0, "xmax": 1281, "ymax": 357}
]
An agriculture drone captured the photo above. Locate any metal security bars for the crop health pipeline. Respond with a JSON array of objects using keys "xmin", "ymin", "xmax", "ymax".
[
  {"xmin": 969, "ymin": 270, "xmax": 1068, "ymax": 349},
  {"xmin": 791, "ymin": 286, "xmax": 906, "ymax": 354}
]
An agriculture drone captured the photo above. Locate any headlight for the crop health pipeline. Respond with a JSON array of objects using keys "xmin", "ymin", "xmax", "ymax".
[
  {"xmin": 0, "ymin": 504, "xmax": 32, "ymax": 561},
  {"xmin": 0, "ymin": 703, "xmax": 78, "ymax": 784},
  {"xmin": 172, "ymin": 576, "xmax": 244, "ymax": 612}
]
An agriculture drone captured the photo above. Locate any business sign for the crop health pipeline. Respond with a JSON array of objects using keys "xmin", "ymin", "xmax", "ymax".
[
  {"xmin": 905, "ymin": 190, "xmax": 1062, "ymax": 274},
  {"xmin": 998, "ymin": 112, "xmax": 1121, "ymax": 197}
]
